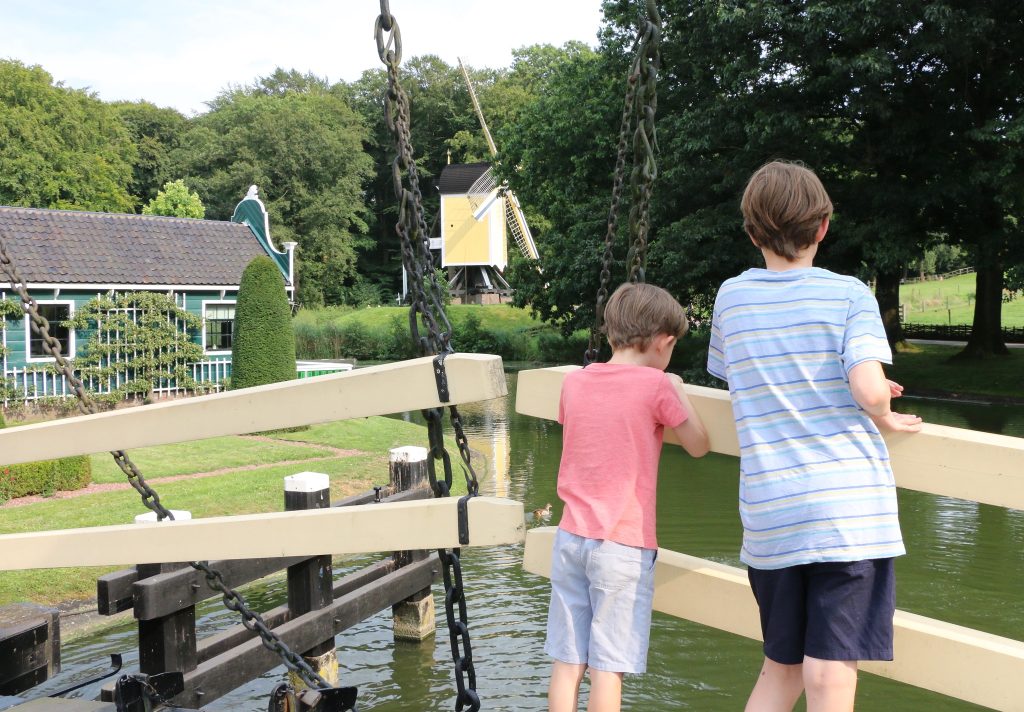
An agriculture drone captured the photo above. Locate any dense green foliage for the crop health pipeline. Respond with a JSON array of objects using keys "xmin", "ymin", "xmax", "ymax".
[
  {"xmin": 294, "ymin": 304, "xmax": 600, "ymax": 365},
  {"xmin": 142, "ymin": 179, "xmax": 205, "ymax": 218},
  {"xmin": 0, "ymin": 60, "xmax": 136, "ymax": 211},
  {"xmin": 173, "ymin": 72, "xmax": 375, "ymax": 306},
  {"xmin": 503, "ymin": 1, "xmax": 1024, "ymax": 358},
  {"xmin": 230, "ymin": 256, "xmax": 296, "ymax": 390},
  {"xmin": 3, "ymin": 6, "xmax": 1023, "ymax": 361},
  {"xmin": 0, "ymin": 416, "xmax": 91, "ymax": 502},
  {"xmin": 112, "ymin": 101, "xmax": 189, "ymax": 207},
  {"xmin": 68, "ymin": 291, "xmax": 205, "ymax": 400}
]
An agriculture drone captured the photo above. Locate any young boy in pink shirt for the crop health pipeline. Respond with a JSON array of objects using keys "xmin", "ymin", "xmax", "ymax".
[{"xmin": 546, "ymin": 282, "xmax": 711, "ymax": 712}]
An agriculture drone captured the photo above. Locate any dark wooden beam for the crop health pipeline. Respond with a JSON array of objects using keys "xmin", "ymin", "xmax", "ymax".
[{"xmin": 173, "ymin": 556, "xmax": 437, "ymax": 708}]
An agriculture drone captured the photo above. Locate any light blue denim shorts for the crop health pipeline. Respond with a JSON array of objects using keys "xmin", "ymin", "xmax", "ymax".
[{"xmin": 544, "ymin": 528, "xmax": 657, "ymax": 674}]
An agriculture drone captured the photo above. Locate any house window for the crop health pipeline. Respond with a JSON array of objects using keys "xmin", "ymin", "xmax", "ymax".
[
  {"xmin": 204, "ymin": 303, "xmax": 235, "ymax": 352},
  {"xmin": 28, "ymin": 302, "xmax": 74, "ymax": 360}
]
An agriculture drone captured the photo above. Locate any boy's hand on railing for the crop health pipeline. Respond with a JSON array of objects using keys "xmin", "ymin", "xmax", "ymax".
[{"xmin": 872, "ymin": 410, "xmax": 923, "ymax": 433}]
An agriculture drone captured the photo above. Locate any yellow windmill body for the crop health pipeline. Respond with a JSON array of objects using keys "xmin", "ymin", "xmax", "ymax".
[{"xmin": 435, "ymin": 59, "xmax": 539, "ymax": 304}]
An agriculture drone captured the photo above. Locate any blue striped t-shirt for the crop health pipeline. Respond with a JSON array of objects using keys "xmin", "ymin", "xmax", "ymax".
[{"xmin": 708, "ymin": 267, "xmax": 905, "ymax": 569}]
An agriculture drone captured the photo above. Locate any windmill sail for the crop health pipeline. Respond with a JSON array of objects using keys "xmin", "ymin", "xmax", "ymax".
[
  {"xmin": 458, "ymin": 57, "xmax": 540, "ymax": 263},
  {"xmin": 504, "ymin": 190, "xmax": 539, "ymax": 260}
]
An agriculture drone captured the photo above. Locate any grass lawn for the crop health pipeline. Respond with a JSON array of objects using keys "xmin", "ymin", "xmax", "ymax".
[
  {"xmin": 89, "ymin": 437, "xmax": 334, "ymax": 483},
  {"xmin": 293, "ymin": 304, "xmax": 544, "ymax": 332},
  {"xmin": 888, "ymin": 343, "xmax": 1024, "ymax": 399},
  {"xmin": 900, "ymin": 273, "xmax": 1024, "ymax": 326},
  {"xmin": 0, "ymin": 415, "xmax": 468, "ymax": 606}
]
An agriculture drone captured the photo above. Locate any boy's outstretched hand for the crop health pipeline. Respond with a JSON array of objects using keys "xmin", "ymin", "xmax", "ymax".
[{"xmin": 871, "ymin": 410, "xmax": 923, "ymax": 433}]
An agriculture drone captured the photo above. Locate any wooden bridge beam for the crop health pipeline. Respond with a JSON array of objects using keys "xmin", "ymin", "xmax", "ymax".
[
  {"xmin": 0, "ymin": 497, "xmax": 525, "ymax": 571},
  {"xmin": 524, "ymin": 526, "xmax": 1024, "ymax": 712},
  {"xmin": 516, "ymin": 366, "xmax": 1024, "ymax": 511},
  {"xmin": 0, "ymin": 353, "xmax": 506, "ymax": 466}
]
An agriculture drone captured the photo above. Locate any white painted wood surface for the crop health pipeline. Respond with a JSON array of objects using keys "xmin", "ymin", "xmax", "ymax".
[
  {"xmin": 524, "ymin": 526, "xmax": 1024, "ymax": 712},
  {"xmin": 515, "ymin": 366, "xmax": 1024, "ymax": 511},
  {"xmin": 0, "ymin": 354, "xmax": 506, "ymax": 466},
  {"xmin": 0, "ymin": 497, "xmax": 525, "ymax": 570}
]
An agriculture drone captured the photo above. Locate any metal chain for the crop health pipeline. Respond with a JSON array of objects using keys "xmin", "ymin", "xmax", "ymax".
[
  {"xmin": 0, "ymin": 227, "xmax": 332, "ymax": 694},
  {"xmin": 585, "ymin": 0, "xmax": 662, "ymax": 365},
  {"xmin": 376, "ymin": 3, "xmax": 481, "ymax": 709},
  {"xmin": 0, "ymin": 229, "xmax": 174, "ymax": 518},
  {"xmin": 193, "ymin": 561, "xmax": 333, "ymax": 689},
  {"xmin": 625, "ymin": 0, "xmax": 661, "ymax": 284}
]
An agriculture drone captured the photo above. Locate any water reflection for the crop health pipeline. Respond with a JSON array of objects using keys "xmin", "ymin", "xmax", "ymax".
[{"xmin": 47, "ymin": 375, "xmax": 1023, "ymax": 711}]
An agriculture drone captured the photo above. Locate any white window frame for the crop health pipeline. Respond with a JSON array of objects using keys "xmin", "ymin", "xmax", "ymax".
[
  {"xmin": 25, "ymin": 300, "xmax": 76, "ymax": 363},
  {"xmin": 202, "ymin": 300, "xmax": 237, "ymax": 355}
]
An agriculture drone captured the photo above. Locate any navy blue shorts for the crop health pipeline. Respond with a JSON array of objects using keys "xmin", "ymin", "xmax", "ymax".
[{"xmin": 747, "ymin": 558, "xmax": 896, "ymax": 665}]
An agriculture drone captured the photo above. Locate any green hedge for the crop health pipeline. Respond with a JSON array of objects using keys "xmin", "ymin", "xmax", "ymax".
[{"xmin": 0, "ymin": 455, "xmax": 92, "ymax": 502}]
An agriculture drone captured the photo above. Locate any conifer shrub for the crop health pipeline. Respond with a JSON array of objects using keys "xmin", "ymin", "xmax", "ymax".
[{"xmin": 230, "ymin": 256, "xmax": 296, "ymax": 390}]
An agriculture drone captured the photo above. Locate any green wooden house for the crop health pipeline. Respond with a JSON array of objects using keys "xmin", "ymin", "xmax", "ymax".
[{"xmin": 0, "ymin": 187, "xmax": 295, "ymax": 404}]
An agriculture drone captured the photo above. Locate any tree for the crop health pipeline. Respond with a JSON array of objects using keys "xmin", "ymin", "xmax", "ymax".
[
  {"xmin": 142, "ymin": 179, "xmax": 205, "ymax": 218},
  {"xmin": 112, "ymin": 101, "xmax": 189, "ymax": 208},
  {"xmin": 508, "ymin": 2, "xmax": 1023, "ymax": 361},
  {"xmin": 68, "ymin": 291, "xmax": 205, "ymax": 402},
  {"xmin": 0, "ymin": 298, "xmax": 22, "ymax": 401},
  {"xmin": 0, "ymin": 60, "xmax": 136, "ymax": 211},
  {"xmin": 229, "ymin": 256, "xmax": 296, "ymax": 390},
  {"xmin": 171, "ymin": 70, "xmax": 374, "ymax": 306},
  {"xmin": 500, "ymin": 43, "xmax": 631, "ymax": 336}
]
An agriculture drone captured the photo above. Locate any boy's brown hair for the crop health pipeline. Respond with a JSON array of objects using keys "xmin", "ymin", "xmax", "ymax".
[
  {"xmin": 741, "ymin": 160, "xmax": 833, "ymax": 261},
  {"xmin": 602, "ymin": 282, "xmax": 689, "ymax": 351}
]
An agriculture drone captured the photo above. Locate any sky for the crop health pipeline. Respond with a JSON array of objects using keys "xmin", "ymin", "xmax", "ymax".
[{"xmin": 4, "ymin": 0, "xmax": 606, "ymax": 116}]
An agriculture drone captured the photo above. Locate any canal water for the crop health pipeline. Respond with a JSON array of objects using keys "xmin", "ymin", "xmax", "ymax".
[{"xmin": 37, "ymin": 374, "xmax": 1024, "ymax": 711}]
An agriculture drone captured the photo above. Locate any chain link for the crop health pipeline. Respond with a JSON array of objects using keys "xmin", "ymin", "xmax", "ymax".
[
  {"xmin": 0, "ymin": 227, "xmax": 333, "ymax": 694},
  {"xmin": 585, "ymin": 1, "xmax": 662, "ymax": 365},
  {"xmin": 376, "ymin": 4, "xmax": 481, "ymax": 708},
  {"xmin": 0, "ymin": 230, "xmax": 175, "ymax": 519}
]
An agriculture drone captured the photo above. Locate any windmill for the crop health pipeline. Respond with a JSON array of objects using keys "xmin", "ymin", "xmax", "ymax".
[{"xmin": 432, "ymin": 59, "xmax": 539, "ymax": 304}]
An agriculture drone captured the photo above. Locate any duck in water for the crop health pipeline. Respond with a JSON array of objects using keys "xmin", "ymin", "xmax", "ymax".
[{"xmin": 532, "ymin": 502, "xmax": 552, "ymax": 521}]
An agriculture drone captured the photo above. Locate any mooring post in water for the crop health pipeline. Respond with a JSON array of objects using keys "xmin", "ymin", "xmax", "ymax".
[
  {"xmin": 134, "ymin": 510, "xmax": 197, "ymax": 678},
  {"xmin": 389, "ymin": 446, "xmax": 437, "ymax": 641},
  {"xmin": 284, "ymin": 471, "xmax": 338, "ymax": 687},
  {"xmin": 0, "ymin": 602, "xmax": 60, "ymax": 695}
]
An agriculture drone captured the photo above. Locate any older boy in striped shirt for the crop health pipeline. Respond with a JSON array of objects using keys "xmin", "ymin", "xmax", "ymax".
[{"xmin": 707, "ymin": 161, "xmax": 922, "ymax": 712}]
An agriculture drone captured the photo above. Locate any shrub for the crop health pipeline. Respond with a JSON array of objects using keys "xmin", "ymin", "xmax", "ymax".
[
  {"xmin": 384, "ymin": 314, "xmax": 418, "ymax": 360},
  {"xmin": 338, "ymin": 320, "xmax": 376, "ymax": 360},
  {"xmin": 0, "ymin": 417, "xmax": 92, "ymax": 502},
  {"xmin": 231, "ymin": 256, "xmax": 296, "ymax": 390},
  {"xmin": 0, "ymin": 456, "xmax": 92, "ymax": 502},
  {"xmin": 537, "ymin": 330, "xmax": 590, "ymax": 364}
]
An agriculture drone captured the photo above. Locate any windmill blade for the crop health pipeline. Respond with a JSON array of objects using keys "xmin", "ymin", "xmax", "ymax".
[
  {"xmin": 504, "ymin": 189, "xmax": 539, "ymax": 260},
  {"xmin": 466, "ymin": 167, "xmax": 498, "ymax": 214},
  {"xmin": 472, "ymin": 187, "xmax": 502, "ymax": 221}
]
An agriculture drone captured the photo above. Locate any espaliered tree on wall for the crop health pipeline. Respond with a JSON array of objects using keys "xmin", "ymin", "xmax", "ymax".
[
  {"xmin": 0, "ymin": 298, "xmax": 22, "ymax": 400},
  {"xmin": 229, "ymin": 256, "xmax": 296, "ymax": 390},
  {"xmin": 68, "ymin": 291, "xmax": 205, "ymax": 402}
]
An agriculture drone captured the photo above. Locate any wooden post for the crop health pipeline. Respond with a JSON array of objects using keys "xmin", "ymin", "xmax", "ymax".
[
  {"xmin": 389, "ymin": 446, "xmax": 436, "ymax": 641},
  {"xmin": 0, "ymin": 602, "xmax": 60, "ymax": 695},
  {"xmin": 284, "ymin": 472, "xmax": 338, "ymax": 687},
  {"xmin": 134, "ymin": 510, "xmax": 197, "ymax": 679}
]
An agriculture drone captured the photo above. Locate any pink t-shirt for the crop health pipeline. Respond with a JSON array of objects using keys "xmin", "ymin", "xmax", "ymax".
[{"xmin": 556, "ymin": 363, "xmax": 688, "ymax": 549}]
